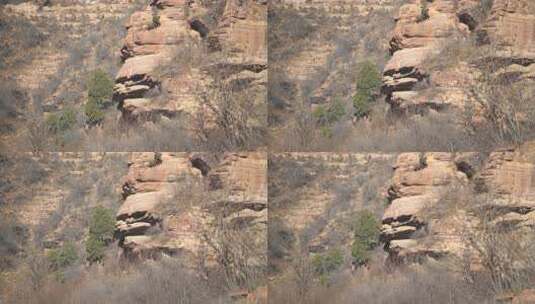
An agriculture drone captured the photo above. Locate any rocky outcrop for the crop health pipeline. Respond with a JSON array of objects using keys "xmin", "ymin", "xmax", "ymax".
[
  {"xmin": 381, "ymin": 152, "xmax": 474, "ymax": 262},
  {"xmin": 114, "ymin": 0, "xmax": 267, "ymax": 124},
  {"xmin": 113, "ymin": 1, "xmax": 203, "ymax": 122},
  {"xmin": 382, "ymin": 0, "xmax": 480, "ymax": 114},
  {"xmin": 383, "ymin": 0, "xmax": 535, "ymax": 118},
  {"xmin": 474, "ymin": 142, "xmax": 535, "ymax": 229},
  {"xmin": 381, "ymin": 142, "xmax": 535, "ymax": 263},
  {"xmin": 479, "ymin": 0, "xmax": 535, "ymax": 59},
  {"xmin": 115, "ymin": 152, "xmax": 267, "ymax": 262}
]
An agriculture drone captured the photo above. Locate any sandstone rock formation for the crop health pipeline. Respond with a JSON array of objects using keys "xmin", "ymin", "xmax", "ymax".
[
  {"xmin": 115, "ymin": 152, "xmax": 267, "ymax": 264},
  {"xmin": 480, "ymin": 0, "xmax": 535, "ymax": 60},
  {"xmin": 474, "ymin": 142, "xmax": 535, "ymax": 229},
  {"xmin": 382, "ymin": 0, "xmax": 480, "ymax": 115},
  {"xmin": 114, "ymin": 0, "xmax": 267, "ymax": 124},
  {"xmin": 381, "ymin": 152, "xmax": 474, "ymax": 262},
  {"xmin": 381, "ymin": 142, "xmax": 535, "ymax": 263},
  {"xmin": 383, "ymin": 0, "xmax": 535, "ymax": 118}
]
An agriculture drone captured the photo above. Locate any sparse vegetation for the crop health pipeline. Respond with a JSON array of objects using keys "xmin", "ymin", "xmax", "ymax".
[
  {"xmin": 353, "ymin": 61, "xmax": 382, "ymax": 119},
  {"xmin": 86, "ymin": 206, "xmax": 115, "ymax": 263},
  {"xmin": 313, "ymin": 98, "xmax": 346, "ymax": 127},
  {"xmin": 196, "ymin": 75, "xmax": 266, "ymax": 151},
  {"xmin": 312, "ymin": 248, "xmax": 343, "ymax": 277},
  {"xmin": 45, "ymin": 107, "xmax": 77, "ymax": 134},
  {"xmin": 0, "ymin": 12, "xmax": 47, "ymax": 69},
  {"xmin": 47, "ymin": 241, "xmax": 78, "ymax": 271},
  {"xmin": 351, "ymin": 210, "xmax": 379, "ymax": 267}
]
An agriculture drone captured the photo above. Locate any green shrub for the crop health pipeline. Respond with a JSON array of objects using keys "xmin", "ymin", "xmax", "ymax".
[
  {"xmin": 351, "ymin": 210, "xmax": 380, "ymax": 266},
  {"xmin": 48, "ymin": 241, "xmax": 78, "ymax": 271},
  {"xmin": 45, "ymin": 107, "xmax": 76, "ymax": 133},
  {"xmin": 312, "ymin": 248, "xmax": 343, "ymax": 276},
  {"xmin": 351, "ymin": 240, "xmax": 370, "ymax": 266},
  {"xmin": 353, "ymin": 90, "xmax": 371, "ymax": 119},
  {"xmin": 89, "ymin": 206, "xmax": 115, "ymax": 242},
  {"xmin": 87, "ymin": 69, "xmax": 113, "ymax": 108},
  {"xmin": 85, "ymin": 69, "xmax": 112, "ymax": 126},
  {"xmin": 85, "ymin": 234, "xmax": 106, "ymax": 263},
  {"xmin": 313, "ymin": 98, "xmax": 346, "ymax": 126},
  {"xmin": 85, "ymin": 206, "xmax": 115, "ymax": 263},
  {"xmin": 356, "ymin": 61, "xmax": 382, "ymax": 94},
  {"xmin": 84, "ymin": 99, "xmax": 104, "ymax": 125},
  {"xmin": 320, "ymin": 125, "xmax": 333, "ymax": 138},
  {"xmin": 353, "ymin": 210, "xmax": 380, "ymax": 248},
  {"xmin": 353, "ymin": 61, "xmax": 381, "ymax": 119}
]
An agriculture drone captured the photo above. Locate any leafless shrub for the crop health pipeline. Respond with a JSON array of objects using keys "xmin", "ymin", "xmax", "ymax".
[
  {"xmin": 0, "ymin": 218, "xmax": 28, "ymax": 271},
  {"xmin": 270, "ymin": 256, "xmax": 491, "ymax": 304},
  {"xmin": 26, "ymin": 247, "xmax": 50, "ymax": 292},
  {"xmin": 468, "ymin": 59, "xmax": 535, "ymax": 147},
  {"xmin": 462, "ymin": 197, "xmax": 535, "ymax": 294},
  {"xmin": 195, "ymin": 74, "xmax": 266, "ymax": 151},
  {"xmin": 203, "ymin": 212, "xmax": 266, "ymax": 292},
  {"xmin": 290, "ymin": 246, "xmax": 316, "ymax": 304}
]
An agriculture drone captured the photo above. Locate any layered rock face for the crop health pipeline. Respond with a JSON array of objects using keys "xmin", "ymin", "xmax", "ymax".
[
  {"xmin": 381, "ymin": 152, "xmax": 474, "ymax": 262},
  {"xmin": 383, "ymin": 0, "xmax": 535, "ymax": 116},
  {"xmin": 481, "ymin": 0, "xmax": 535, "ymax": 59},
  {"xmin": 114, "ymin": 0, "xmax": 204, "ymax": 122},
  {"xmin": 381, "ymin": 143, "xmax": 535, "ymax": 263},
  {"xmin": 479, "ymin": 0, "xmax": 535, "ymax": 78},
  {"xmin": 114, "ymin": 0, "xmax": 267, "ymax": 123},
  {"xmin": 115, "ymin": 152, "xmax": 267, "ymax": 262},
  {"xmin": 382, "ymin": 0, "xmax": 480, "ymax": 114},
  {"xmin": 474, "ymin": 142, "xmax": 535, "ymax": 227}
]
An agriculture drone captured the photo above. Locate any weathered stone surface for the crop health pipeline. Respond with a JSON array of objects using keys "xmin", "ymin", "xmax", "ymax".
[
  {"xmin": 480, "ymin": 0, "xmax": 535, "ymax": 59},
  {"xmin": 512, "ymin": 288, "xmax": 535, "ymax": 304},
  {"xmin": 382, "ymin": 152, "xmax": 470, "ymax": 261},
  {"xmin": 116, "ymin": 191, "xmax": 165, "ymax": 221},
  {"xmin": 382, "ymin": 0, "xmax": 479, "ymax": 115},
  {"xmin": 116, "ymin": 54, "xmax": 162, "ymax": 83},
  {"xmin": 114, "ymin": 0, "xmax": 267, "ymax": 126},
  {"xmin": 212, "ymin": 0, "xmax": 267, "ymax": 65},
  {"xmin": 475, "ymin": 144, "xmax": 535, "ymax": 203},
  {"xmin": 381, "ymin": 143, "xmax": 535, "ymax": 264},
  {"xmin": 115, "ymin": 152, "xmax": 267, "ymax": 263}
]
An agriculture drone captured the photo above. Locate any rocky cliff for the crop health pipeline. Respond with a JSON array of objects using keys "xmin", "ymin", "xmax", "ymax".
[
  {"xmin": 382, "ymin": 0, "xmax": 535, "ymax": 117},
  {"xmin": 381, "ymin": 143, "xmax": 535, "ymax": 265},
  {"xmin": 114, "ymin": 0, "xmax": 267, "ymax": 125},
  {"xmin": 115, "ymin": 152, "xmax": 267, "ymax": 266}
]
